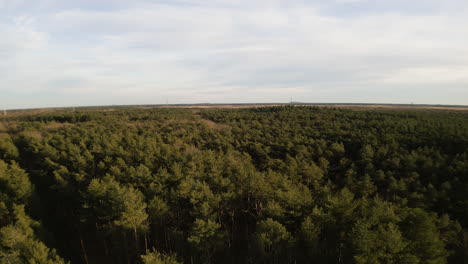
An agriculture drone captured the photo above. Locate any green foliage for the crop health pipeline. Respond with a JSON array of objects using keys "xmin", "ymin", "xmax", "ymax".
[
  {"xmin": 0, "ymin": 160, "xmax": 33, "ymax": 208},
  {"xmin": 352, "ymin": 222, "xmax": 414, "ymax": 264},
  {"xmin": 0, "ymin": 205, "xmax": 68, "ymax": 264},
  {"xmin": 141, "ymin": 249, "xmax": 181, "ymax": 264},
  {"xmin": 401, "ymin": 209, "xmax": 448, "ymax": 264},
  {"xmin": 188, "ymin": 219, "xmax": 222, "ymax": 247},
  {"xmin": 300, "ymin": 216, "xmax": 320, "ymax": 244},
  {"xmin": 86, "ymin": 176, "xmax": 148, "ymax": 232},
  {"xmin": 1, "ymin": 106, "xmax": 467, "ymax": 263},
  {"xmin": 0, "ymin": 136, "xmax": 19, "ymax": 161},
  {"xmin": 255, "ymin": 218, "xmax": 291, "ymax": 252}
]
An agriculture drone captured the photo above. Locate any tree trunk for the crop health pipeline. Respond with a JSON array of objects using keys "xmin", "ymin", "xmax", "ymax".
[
  {"xmin": 104, "ymin": 238, "xmax": 109, "ymax": 256},
  {"xmin": 80, "ymin": 236, "xmax": 89, "ymax": 264},
  {"xmin": 144, "ymin": 233, "xmax": 148, "ymax": 252},
  {"xmin": 123, "ymin": 232, "xmax": 130, "ymax": 264},
  {"xmin": 134, "ymin": 227, "xmax": 140, "ymax": 254}
]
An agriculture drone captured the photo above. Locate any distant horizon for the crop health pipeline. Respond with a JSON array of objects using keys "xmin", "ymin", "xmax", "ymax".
[{"xmin": 3, "ymin": 101, "xmax": 468, "ymax": 111}]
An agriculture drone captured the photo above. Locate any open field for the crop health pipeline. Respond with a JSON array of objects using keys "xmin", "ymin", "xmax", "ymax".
[
  {"xmin": 156, "ymin": 104, "xmax": 468, "ymax": 112},
  {"xmin": 3, "ymin": 103, "xmax": 468, "ymax": 117}
]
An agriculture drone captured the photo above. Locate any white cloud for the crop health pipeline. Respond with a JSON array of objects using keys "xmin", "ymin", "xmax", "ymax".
[
  {"xmin": 382, "ymin": 67, "xmax": 468, "ymax": 84},
  {"xmin": 0, "ymin": 0, "xmax": 468, "ymax": 108},
  {"xmin": 334, "ymin": 0, "xmax": 365, "ymax": 4},
  {"xmin": 0, "ymin": 16, "xmax": 47, "ymax": 56}
]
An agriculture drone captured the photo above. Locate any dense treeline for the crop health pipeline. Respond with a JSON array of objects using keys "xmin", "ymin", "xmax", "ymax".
[{"xmin": 0, "ymin": 106, "xmax": 467, "ymax": 263}]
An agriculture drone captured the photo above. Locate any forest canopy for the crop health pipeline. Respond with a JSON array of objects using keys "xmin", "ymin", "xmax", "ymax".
[{"xmin": 0, "ymin": 106, "xmax": 467, "ymax": 263}]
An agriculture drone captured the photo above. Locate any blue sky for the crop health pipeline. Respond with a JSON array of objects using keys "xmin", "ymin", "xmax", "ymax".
[{"xmin": 1, "ymin": 0, "xmax": 467, "ymax": 109}]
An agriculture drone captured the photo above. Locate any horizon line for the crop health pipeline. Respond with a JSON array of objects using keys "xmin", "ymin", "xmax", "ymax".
[{"xmin": 3, "ymin": 102, "xmax": 468, "ymax": 112}]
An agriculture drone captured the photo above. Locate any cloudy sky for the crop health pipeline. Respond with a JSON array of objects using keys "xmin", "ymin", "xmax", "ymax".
[{"xmin": 1, "ymin": 0, "xmax": 467, "ymax": 109}]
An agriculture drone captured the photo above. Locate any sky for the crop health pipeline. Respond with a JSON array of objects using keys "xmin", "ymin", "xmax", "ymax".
[{"xmin": 1, "ymin": 0, "xmax": 468, "ymax": 109}]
